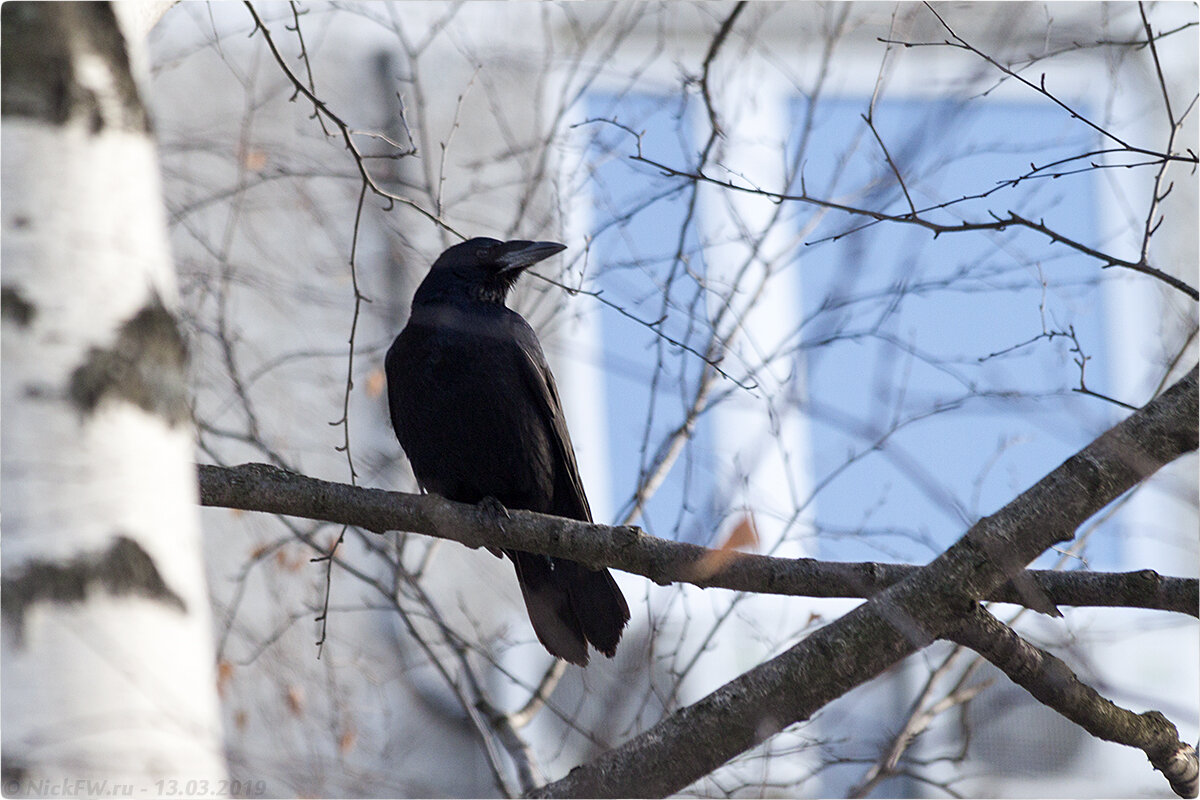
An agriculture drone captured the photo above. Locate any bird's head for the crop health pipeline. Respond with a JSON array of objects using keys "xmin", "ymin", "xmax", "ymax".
[{"xmin": 418, "ymin": 237, "xmax": 567, "ymax": 305}]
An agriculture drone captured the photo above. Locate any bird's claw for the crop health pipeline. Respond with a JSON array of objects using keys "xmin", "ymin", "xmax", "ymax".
[{"xmin": 477, "ymin": 496, "xmax": 511, "ymax": 520}]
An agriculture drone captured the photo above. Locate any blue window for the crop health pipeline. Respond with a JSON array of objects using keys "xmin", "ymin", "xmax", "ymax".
[
  {"xmin": 583, "ymin": 90, "xmax": 1119, "ymax": 567},
  {"xmin": 792, "ymin": 96, "xmax": 1118, "ymax": 568},
  {"xmin": 585, "ymin": 92, "xmax": 719, "ymax": 544}
]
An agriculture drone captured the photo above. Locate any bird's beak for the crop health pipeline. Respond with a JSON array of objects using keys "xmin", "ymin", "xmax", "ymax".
[{"xmin": 495, "ymin": 240, "xmax": 567, "ymax": 274}]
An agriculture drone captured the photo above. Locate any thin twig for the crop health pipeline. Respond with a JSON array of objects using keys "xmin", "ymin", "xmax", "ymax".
[
  {"xmin": 510, "ymin": 660, "xmax": 567, "ymax": 729},
  {"xmin": 243, "ymin": 2, "xmax": 460, "ymax": 236},
  {"xmin": 1139, "ymin": 2, "xmax": 1176, "ymax": 129},
  {"xmin": 921, "ymin": 2, "xmax": 1134, "ymax": 151},
  {"xmin": 285, "ymin": 1, "xmax": 329, "ymax": 135},
  {"xmin": 863, "ymin": 112, "xmax": 917, "ymax": 217},
  {"xmin": 527, "ymin": 271, "xmax": 757, "ymax": 391},
  {"xmin": 631, "ymin": 154, "xmax": 1199, "ymax": 300},
  {"xmin": 313, "ymin": 180, "xmax": 373, "ymax": 658}
]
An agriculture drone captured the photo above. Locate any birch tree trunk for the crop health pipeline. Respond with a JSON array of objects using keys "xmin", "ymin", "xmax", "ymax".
[{"xmin": 1, "ymin": 3, "xmax": 226, "ymax": 791}]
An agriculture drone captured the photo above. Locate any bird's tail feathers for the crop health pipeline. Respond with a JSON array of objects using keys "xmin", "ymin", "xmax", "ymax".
[
  {"xmin": 507, "ymin": 550, "xmax": 629, "ymax": 666},
  {"xmin": 509, "ymin": 550, "xmax": 590, "ymax": 666},
  {"xmin": 555, "ymin": 559, "xmax": 630, "ymax": 658}
]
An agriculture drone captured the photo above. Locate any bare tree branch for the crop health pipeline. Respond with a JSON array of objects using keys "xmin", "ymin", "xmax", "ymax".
[
  {"xmin": 949, "ymin": 604, "xmax": 1199, "ymax": 799},
  {"xmin": 242, "ymin": 1, "xmax": 460, "ymax": 236},
  {"xmin": 165, "ymin": 4, "xmax": 1196, "ymax": 794},
  {"xmin": 524, "ymin": 365, "xmax": 1196, "ymax": 798},
  {"xmin": 630, "ymin": 154, "xmax": 1200, "ymax": 300},
  {"xmin": 847, "ymin": 645, "xmax": 991, "ymax": 798},
  {"xmin": 197, "ymin": 460, "xmax": 1198, "ymax": 618}
]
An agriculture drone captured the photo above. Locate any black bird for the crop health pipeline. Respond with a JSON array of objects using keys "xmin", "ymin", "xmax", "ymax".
[{"xmin": 385, "ymin": 237, "xmax": 630, "ymax": 666}]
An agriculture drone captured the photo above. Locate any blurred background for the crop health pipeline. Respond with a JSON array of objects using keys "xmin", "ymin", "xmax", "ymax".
[{"xmin": 147, "ymin": 2, "xmax": 1197, "ymax": 796}]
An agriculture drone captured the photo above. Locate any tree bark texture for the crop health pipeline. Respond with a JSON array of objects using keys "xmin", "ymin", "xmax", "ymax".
[
  {"xmin": 1, "ymin": 2, "xmax": 226, "ymax": 788},
  {"xmin": 197, "ymin": 467, "xmax": 1198, "ymax": 617},
  {"xmin": 528, "ymin": 367, "xmax": 1196, "ymax": 798},
  {"xmin": 949, "ymin": 606, "xmax": 1198, "ymax": 798},
  {"xmin": 198, "ymin": 368, "xmax": 1198, "ymax": 796}
]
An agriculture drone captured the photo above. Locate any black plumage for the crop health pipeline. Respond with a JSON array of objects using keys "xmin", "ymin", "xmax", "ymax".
[{"xmin": 385, "ymin": 237, "xmax": 630, "ymax": 665}]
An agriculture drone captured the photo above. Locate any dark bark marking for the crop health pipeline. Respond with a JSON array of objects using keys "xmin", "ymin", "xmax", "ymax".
[
  {"xmin": 1, "ymin": 285, "xmax": 36, "ymax": 328},
  {"xmin": 2, "ymin": 534, "xmax": 187, "ymax": 645},
  {"xmin": 69, "ymin": 292, "xmax": 191, "ymax": 426},
  {"xmin": 0, "ymin": 2, "xmax": 71, "ymax": 123},
  {"xmin": 1, "ymin": 2, "xmax": 149, "ymax": 133}
]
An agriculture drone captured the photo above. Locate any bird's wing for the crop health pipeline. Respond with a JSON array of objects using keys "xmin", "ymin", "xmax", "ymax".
[{"xmin": 508, "ymin": 317, "xmax": 594, "ymax": 523}]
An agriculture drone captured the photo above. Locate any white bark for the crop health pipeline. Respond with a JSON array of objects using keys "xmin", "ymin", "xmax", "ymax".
[
  {"xmin": 1, "ymin": 3, "xmax": 225, "ymax": 791},
  {"xmin": 112, "ymin": 1, "xmax": 179, "ymax": 42}
]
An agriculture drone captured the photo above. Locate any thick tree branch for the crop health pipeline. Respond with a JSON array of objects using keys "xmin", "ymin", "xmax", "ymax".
[
  {"xmin": 949, "ymin": 604, "xmax": 1198, "ymax": 798},
  {"xmin": 197, "ymin": 466, "xmax": 1198, "ymax": 617},
  {"xmin": 197, "ymin": 368, "xmax": 1196, "ymax": 797},
  {"xmin": 524, "ymin": 366, "xmax": 1197, "ymax": 797}
]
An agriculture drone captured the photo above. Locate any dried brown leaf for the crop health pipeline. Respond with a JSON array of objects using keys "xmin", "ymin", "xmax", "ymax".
[{"xmin": 684, "ymin": 512, "xmax": 759, "ymax": 581}]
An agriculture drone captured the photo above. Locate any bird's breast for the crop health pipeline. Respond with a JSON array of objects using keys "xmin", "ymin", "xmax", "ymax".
[{"xmin": 386, "ymin": 311, "xmax": 556, "ymax": 511}]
